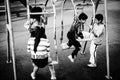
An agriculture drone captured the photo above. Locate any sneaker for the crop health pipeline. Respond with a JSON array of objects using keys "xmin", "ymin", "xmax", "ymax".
[
  {"xmin": 80, "ymin": 51, "xmax": 85, "ymax": 55},
  {"xmin": 31, "ymin": 72, "xmax": 35, "ymax": 80},
  {"xmin": 51, "ymin": 61, "xmax": 59, "ymax": 65},
  {"xmin": 51, "ymin": 76, "xmax": 56, "ymax": 80},
  {"xmin": 68, "ymin": 55, "xmax": 74, "ymax": 62},
  {"xmin": 87, "ymin": 63, "xmax": 97, "ymax": 67}
]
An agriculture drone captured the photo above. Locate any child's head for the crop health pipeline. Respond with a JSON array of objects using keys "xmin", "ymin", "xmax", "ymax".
[
  {"xmin": 30, "ymin": 7, "xmax": 43, "ymax": 22},
  {"xmin": 95, "ymin": 14, "xmax": 103, "ymax": 23},
  {"xmin": 78, "ymin": 12, "xmax": 88, "ymax": 23}
]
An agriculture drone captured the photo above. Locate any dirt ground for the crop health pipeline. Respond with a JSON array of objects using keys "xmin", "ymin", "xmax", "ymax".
[{"xmin": 0, "ymin": 0, "xmax": 120, "ymax": 80}]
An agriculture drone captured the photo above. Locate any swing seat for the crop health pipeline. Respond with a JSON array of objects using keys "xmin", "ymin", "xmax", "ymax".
[{"xmin": 61, "ymin": 42, "xmax": 74, "ymax": 50}]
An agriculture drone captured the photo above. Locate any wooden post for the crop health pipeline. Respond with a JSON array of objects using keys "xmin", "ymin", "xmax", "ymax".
[
  {"xmin": 6, "ymin": 0, "xmax": 17, "ymax": 80},
  {"xmin": 104, "ymin": 0, "xmax": 112, "ymax": 79}
]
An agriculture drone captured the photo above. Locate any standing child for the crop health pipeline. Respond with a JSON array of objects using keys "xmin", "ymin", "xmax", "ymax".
[
  {"xmin": 88, "ymin": 14, "xmax": 105, "ymax": 67},
  {"xmin": 24, "ymin": 7, "xmax": 56, "ymax": 80},
  {"xmin": 62, "ymin": 12, "xmax": 88, "ymax": 62},
  {"xmin": 77, "ymin": 14, "xmax": 105, "ymax": 67}
]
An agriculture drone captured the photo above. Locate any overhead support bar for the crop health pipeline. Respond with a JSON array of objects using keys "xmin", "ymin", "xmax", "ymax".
[
  {"xmin": 29, "ymin": 3, "xmax": 45, "ymax": 6},
  {"xmin": 29, "ymin": 12, "xmax": 54, "ymax": 15}
]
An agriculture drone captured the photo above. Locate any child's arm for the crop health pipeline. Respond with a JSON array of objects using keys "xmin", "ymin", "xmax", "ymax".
[
  {"xmin": 76, "ymin": 36, "xmax": 96, "ymax": 42},
  {"xmin": 24, "ymin": 20, "xmax": 31, "ymax": 30},
  {"xmin": 24, "ymin": 19, "xmax": 36, "ymax": 30}
]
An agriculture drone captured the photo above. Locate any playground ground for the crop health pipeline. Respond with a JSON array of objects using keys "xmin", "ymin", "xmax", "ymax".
[{"xmin": 0, "ymin": 0, "xmax": 120, "ymax": 80}]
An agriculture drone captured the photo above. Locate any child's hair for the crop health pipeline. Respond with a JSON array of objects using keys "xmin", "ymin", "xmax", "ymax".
[
  {"xmin": 95, "ymin": 14, "xmax": 103, "ymax": 22},
  {"xmin": 34, "ymin": 27, "xmax": 46, "ymax": 52},
  {"xmin": 30, "ymin": 7, "xmax": 43, "ymax": 22},
  {"xmin": 78, "ymin": 12, "xmax": 88, "ymax": 20}
]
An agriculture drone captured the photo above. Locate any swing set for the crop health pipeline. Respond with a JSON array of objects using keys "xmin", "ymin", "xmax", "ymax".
[
  {"xmin": 60, "ymin": 0, "xmax": 112, "ymax": 79},
  {"xmin": 5, "ymin": 0, "xmax": 58, "ymax": 80},
  {"xmin": 5, "ymin": 0, "xmax": 112, "ymax": 80}
]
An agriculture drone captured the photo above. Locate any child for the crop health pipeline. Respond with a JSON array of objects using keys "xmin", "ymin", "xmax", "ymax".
[
  {"xmin": 62, "ymin": 12, "xmax": 88, "ymax": 62},
  {"xmin": 77, "ymin": 14, "xmax": 105, "ymax": 67},
  {"xmin": 24, "ymin": 7, "xmax": 56, "ymax": 80}
]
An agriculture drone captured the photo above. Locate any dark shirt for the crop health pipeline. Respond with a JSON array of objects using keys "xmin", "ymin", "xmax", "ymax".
[{"xmin": 69, "ymin": 20, "xmax": 84, "ymax": 39}]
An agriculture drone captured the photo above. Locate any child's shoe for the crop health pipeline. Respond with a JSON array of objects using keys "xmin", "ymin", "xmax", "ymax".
[
  {"xmin": 87, "ymin": 63, "xmax": 97, "ymax": 67},
  {"xmin": 68, "ymin": 55, "xmax": 74, "ymax": 62},
  {"xmin": 51, "ymin": 75, "xmax": 56, "ymax": 80},
  {"xmin": 31, "ymin": 72, "xmax": 35, "ymax": 80},
  {"xmin": 51, "ymin": 60, "xmax": 59, "ymax": 65},
  {"xmin": 80, "ymin": 51, "xmax": 85, "ymax": 55}
]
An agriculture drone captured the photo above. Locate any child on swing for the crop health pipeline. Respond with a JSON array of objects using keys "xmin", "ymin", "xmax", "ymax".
[
  {"xmin": 77, "ymin": 14, "xmax": 105, "ymax": 67},
  {"xmin": 24, "ymin": 7, "xmax": 56, "ymax": 80},
  {"xmin": 62, "ymin": 12, "xmax": 88, "ymax": 62}
]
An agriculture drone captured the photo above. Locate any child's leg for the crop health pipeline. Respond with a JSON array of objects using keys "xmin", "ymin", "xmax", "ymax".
[
  {"xmin": 48, "ymin": 62, "xmax": 56, "ymax": 80},
  {"xmin": 61, "ymin": 32, "xmax": 75, "ymax": 50},
  {"xmin": 89, "ymin": 41, "xmax": 96, "ymax": 64},
  {"xmin": 94, "ymin": 44, "xmax": 99, "ymax": 64},
  {"xmin": 71, "ymin": 39, "xmax": 81, "ymax": 58},
  {"xmin": 67, "ymin": 32, "xmax": 75, "ymax": 47},
  {"xmin": 68, "ymin": 39, "xmax": 81, "ymax": 62},
  {"xmin": 94, "ymin": 49, "xmax": 97, "ymax": 64},
  {"xmin": 71, "ymin": 47, "xmax": 80, "ymax": 58},
  {"xmin": 31, "ymin": 63, "xmax": 39, "ymax": 79}
]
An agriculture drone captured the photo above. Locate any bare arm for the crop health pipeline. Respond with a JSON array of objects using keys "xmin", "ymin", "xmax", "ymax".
[{"xmin": 76, "ymin": 37, "xmax": 96, "ymax": 42}]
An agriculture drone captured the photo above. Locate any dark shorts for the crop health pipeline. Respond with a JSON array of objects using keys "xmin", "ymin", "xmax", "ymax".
[
  {"xmin": 32, "ymin": 57, "xmax": 48, "ymax": 68},
  {"xmin": 67, "ymin": 31, "xmax": 81, "ymax": 48}
]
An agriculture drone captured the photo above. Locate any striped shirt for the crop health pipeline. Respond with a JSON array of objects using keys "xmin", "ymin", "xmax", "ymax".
[{"xmin": 27, "ymin": 38, "xmax": 50, "ymax": 59}]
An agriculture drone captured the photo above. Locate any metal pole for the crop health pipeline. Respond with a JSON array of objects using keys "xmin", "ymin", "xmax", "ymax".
[
  {"xmin": 71, "ymin": 0, "xmax": 76, "ymax": 20},
  {"xmin": 26, "ymin": 0, "xmax": 30, "ymax": 19},
  {"xmin": 104, "ymin": 0, "xmax": 112, "ymax": 79},
  {"xmin": 51, "ymin": 0, "xmax": 58, "ymax": 64},
  {"xmin": 6, "ymin": 24, "xmax": 11, "ymax": 63},
  {"xmin": 5, "ymin": 0, "xmax": 11, "ymax": 63},
  {"xmin": 60, "ymin": 0, "xmax": 66, "ymax": 44},
  {"xmin": 6, "ymin": 0, "xmax": 17, "ymax": 80},
  {"xmin": 45, "ymin": 0, "xmax": 49, "ymax": 7},
  {"xmin": 35, "ymin": 0, "xmax": 37, "ymax": 5}
]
